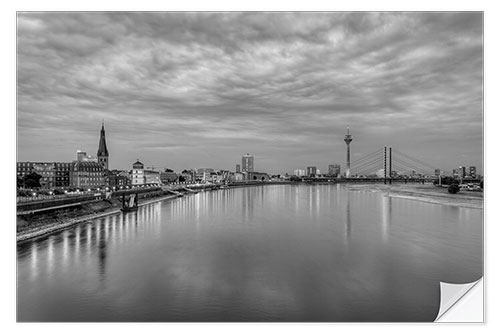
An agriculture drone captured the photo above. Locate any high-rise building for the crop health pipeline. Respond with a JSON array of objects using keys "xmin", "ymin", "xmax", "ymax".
[
  {"xmin": 77, "ymin": 150, "xmax": 87, "ymax": 162},
  {"xmin": 236, "ymin": 164, "xmax": 241, "ymax": 173},
  {"xmin": 306, "ymin": 166, "xmax": 317, "ymax": 176},
  {"xmin": 294, "ymin": 169, "xmax": 306, "ymax": 177},
  {"xmin": 97, "ymin": 122, "xmax": 109, "ymax": 170},
  {"xmin": 328, "ymin": 164, "xmax": 341, "ymax": 176},
  {"xmin": 469, "ymin": 166, "xmax": 477, "ymax": 178},
  {"xmin": 76, "ymin": 151, "xmax": 97, "ymax": 162},
  {"xmin": 344, "ymin": 127, "xmax": 353, "ymax": 178},
  {"xmin": 242, "ymin": 154, "xmax": 254, "ymax": 172},
  {"xmin": 459, "ymin": 166, "xmax": 467, "ymax": 178}
]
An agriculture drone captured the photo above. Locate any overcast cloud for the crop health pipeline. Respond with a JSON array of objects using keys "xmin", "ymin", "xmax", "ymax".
[{"xmin": 17, "ymin": 12, "xmax": 483, "ymax": 174}]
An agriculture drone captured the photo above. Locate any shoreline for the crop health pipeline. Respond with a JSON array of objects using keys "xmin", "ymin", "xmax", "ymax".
[
  {"xmin": 17, "ymin": 182, "xmax": 483, "ymax": 243},
  {"xmin": 386, "ymin": 193, "xmax": 483, "ymax": 209},
  {"xmin": 344, "ymin": 183, "xmax": 483, "ymax": 210},
  {"xmin": 16, "ymin": 193, "xmax": 179, "ymax": 244},
  {"xmin": 16, "ymin": 182, "xmax": 289, "ymax": 243}
]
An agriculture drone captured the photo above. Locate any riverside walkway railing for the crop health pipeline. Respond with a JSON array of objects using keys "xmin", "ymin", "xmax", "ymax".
[
  {"xmin": 16, "ymin": 180, "xmax": 291, "ymax": 206},
  {"xmin": 16, "ymin": 184, "xmax": 173, "ymax": 204},
  {"xmin": 16, "ymin": 192, "xmax": 101, "ymax": 204}
]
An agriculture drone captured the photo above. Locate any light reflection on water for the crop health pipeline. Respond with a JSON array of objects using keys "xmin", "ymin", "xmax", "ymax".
[{"xmin": 17, "ymin": 185, "xmax": 483, "ymax": 322}]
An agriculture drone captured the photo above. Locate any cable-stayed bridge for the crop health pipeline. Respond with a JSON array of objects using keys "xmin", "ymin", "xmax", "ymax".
[
  {"xmin": 304, "ymin": 146, "xmax": 447, "ymax": 184},
  {"xmin": 345, "ymin": 146, "xmax": 438, "ymax": 181}
]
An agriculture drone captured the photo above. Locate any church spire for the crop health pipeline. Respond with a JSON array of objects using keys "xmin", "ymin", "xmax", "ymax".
[{"xmin": 97, "ymin": 122, "xmax": 109, "ymax": 169}]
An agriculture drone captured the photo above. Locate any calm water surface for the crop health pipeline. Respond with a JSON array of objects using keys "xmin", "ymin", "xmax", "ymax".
[{"xmin": 17, "ymin": 185, "xmax": 483, "ymax": 322}]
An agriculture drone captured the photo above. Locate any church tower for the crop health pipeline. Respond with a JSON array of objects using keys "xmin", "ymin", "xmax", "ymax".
[{"xmin": 97, "ymin": 122, "xmax": 109, "ymax": 170}]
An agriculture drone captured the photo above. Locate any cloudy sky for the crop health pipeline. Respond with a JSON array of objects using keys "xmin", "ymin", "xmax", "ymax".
[{"xmin": 17, "ymin": 12, "xmax": 483, "ymax": 174}]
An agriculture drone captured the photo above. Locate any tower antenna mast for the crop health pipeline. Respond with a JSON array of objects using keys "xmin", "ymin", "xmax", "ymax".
[{"xmin": 344, "ymin": 126, "xmax": 353, "ymax": 178}]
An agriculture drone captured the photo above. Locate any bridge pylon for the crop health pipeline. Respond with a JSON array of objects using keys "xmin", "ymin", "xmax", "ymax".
[
  {"xmin": 389, "ymin": 147, "xmax": 392, "ymax": 184},
  {"xmin": 382, "ymin": 146, "xmax": 394, "ymax": 185},
  {"xmin": 384, "ymin": 146, "xmax": 387, "ymax": 184}
]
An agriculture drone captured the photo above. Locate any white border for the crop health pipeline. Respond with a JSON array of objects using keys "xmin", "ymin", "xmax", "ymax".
[{"xmin": 3, "ymin": 1, "xmax": 498, "ymax": 332}]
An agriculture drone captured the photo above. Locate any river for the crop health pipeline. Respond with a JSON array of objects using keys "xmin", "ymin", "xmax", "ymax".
[{"xmin": 17, "ymin": 184, "xmax": 483, "ymax": 322}]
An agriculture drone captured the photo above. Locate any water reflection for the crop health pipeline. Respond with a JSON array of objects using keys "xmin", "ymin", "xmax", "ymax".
[
  {"xmin": 62, "ymin": 231, "xmax": 69, "ymax": 267},
  {"xmin": 46, "ymin": 236, "xmax": 54, "ymax": 278},
  {"xmin": 74, "ymin": 226, "xmax": 80, "ymax": 258},
  {"xmin": 381, "ymin": 195, "xmax": 392, "ymax": 243},
  {"xmin": 345, "ymin": 194, "xmax": 351, "ymax": 245},
  {"xmin": 17, "ymin": 186, "xmax": 483, "ymax": 322},
  {"xmin": 19, "ymin": 204, "xmax": 167, "ymax": 287},
  {"xmin": 242, "ymin": 188, "xmax": 255, "ymax": 224},
  {"xmin": 97, "ymin": 219, "xmax": 107, "ymax": 282},
  {"xmin": 30, "ymin": 242, "xmax": 38, "ymax": 282}
]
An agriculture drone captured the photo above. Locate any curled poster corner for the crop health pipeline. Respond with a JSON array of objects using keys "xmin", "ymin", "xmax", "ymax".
[{"xmin": 434, "ymin": 278, "xmax": 483, "ymax": 322}]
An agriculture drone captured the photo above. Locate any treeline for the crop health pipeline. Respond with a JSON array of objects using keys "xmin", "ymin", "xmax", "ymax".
[
  {"xmin": 433, "ymin": 176, "xmax": 483, "ymax": 194},
  {"xmin": 17, "ymin": 173, "xmax": 42, "ymax": 188}
]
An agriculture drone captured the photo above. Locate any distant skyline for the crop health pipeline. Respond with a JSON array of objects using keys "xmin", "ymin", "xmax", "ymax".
[{"xmin": 17, "ymin": 12, "xmax": 483, "ymax": 174}]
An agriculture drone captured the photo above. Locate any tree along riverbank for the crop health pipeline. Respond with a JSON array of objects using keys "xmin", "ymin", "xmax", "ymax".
[{"xmin": 345, "ymin": 183, "xmax": 483, "ymax": 209}]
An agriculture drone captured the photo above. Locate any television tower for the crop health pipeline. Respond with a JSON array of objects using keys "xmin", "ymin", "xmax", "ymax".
[{"xmin": 344, "ymin": 126, "xmax": 353, "ymax": 178}]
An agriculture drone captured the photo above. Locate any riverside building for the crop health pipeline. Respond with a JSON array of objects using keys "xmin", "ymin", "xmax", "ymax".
[
  {"xmin": 469, "ymin": 166, "xmax": 477, "ymax": 178},
  {"xmin": 16, "ymin": 162, "xmax": 55, "ymax": 188},
  {"xmin": 17, "ymin": 161, "xmax": 74, "ymax": 188},
  {"xmin": 307, "ymin": 166, "xmax": 317, "ymax": 177},
  {"xmin": 242, "ymin": 154, "xmax": 254, "ymax": 172},
  {"xmin": 144, "ymin": 169, "xmax": 161, "ymax": 185},
  {"xmin": 328, "ymin": 164, "xmax": 341, "ymax": 177},
  {"xmin": 70, "ymin": 161, "xmax": 104, "ymax": 189},
  {"xmin": 294, "ymin": 169, "xmax": 306, "ymax": 177},
  {"xmin": 131, "ymin": 160, "xmax": 145, "ymax": 185}
]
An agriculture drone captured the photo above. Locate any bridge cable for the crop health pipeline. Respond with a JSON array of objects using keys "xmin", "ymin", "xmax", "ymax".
[
  {"xmin": 356, "ymin": 166, "xmax": 384, "ymax": 176},
  {"xmin": 392, "ymin": 157, "xmax": 432, "ymax": 175},
  {"xmin": 392, "ymin": 156, "xmax": 434, "ymax": 174},
  {"xmin": 350, "ymin": 150, "xmax": 384, "ymax": 168},
  {"xmin": 355, "ymin": 159, "xmax": 385, "ymax": 174},
  {"xmin": 392, "ymin": 148, "xmax": 438, "ymax": 171},
  {"xmin": 392, "ymin": 156, "xmax": 429, "ymax": 173},
  {"xmin": 349, "ymin": 149, "xmax": 384, "ymax": 167},
  {"xmin": 351, "ymin": 158, "xmax": 383, "ymax": 172}
]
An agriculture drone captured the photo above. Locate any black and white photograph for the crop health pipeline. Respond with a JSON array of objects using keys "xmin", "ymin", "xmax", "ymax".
[{"xmin": 15, "ymin": 11, "xmax": 485, "ymax": 323}]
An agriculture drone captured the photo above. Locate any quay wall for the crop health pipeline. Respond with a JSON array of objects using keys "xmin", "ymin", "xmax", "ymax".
[{"xmin": 17, "ymin": 192, "xmax": 178, "ymax": 243}]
